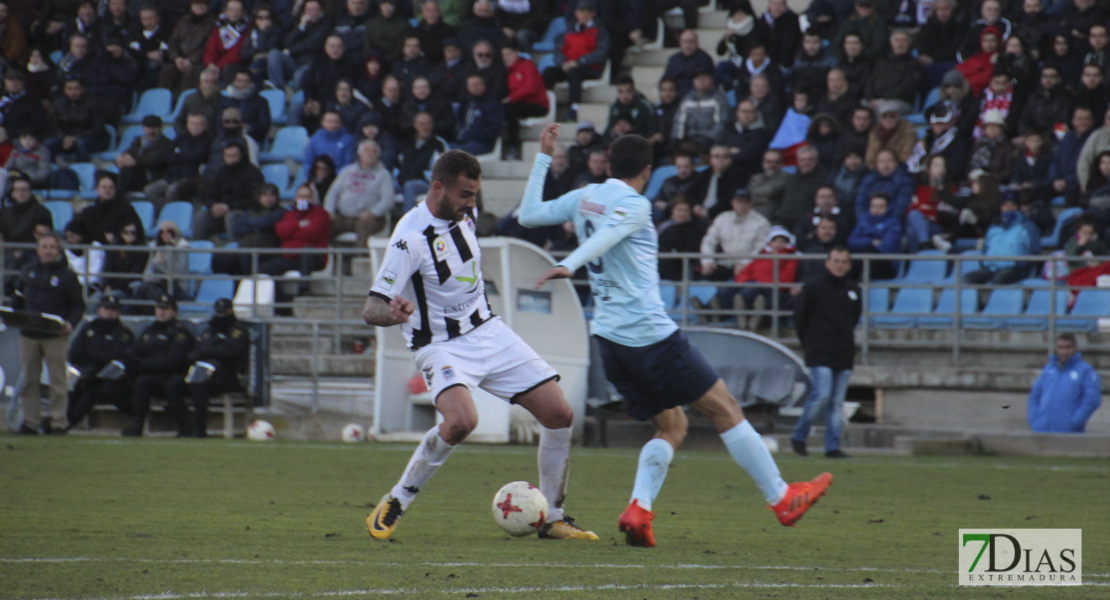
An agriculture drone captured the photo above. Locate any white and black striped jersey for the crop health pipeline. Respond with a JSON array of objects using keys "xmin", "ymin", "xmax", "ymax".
[{"xmin": 369, "ymin": 202, "xmax": 494, "ymax": 349}]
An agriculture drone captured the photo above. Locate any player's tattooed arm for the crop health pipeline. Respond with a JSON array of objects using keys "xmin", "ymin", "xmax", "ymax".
[{"xmin": 363, "ymin": 294, "xmax": 414, "ymax": 326}]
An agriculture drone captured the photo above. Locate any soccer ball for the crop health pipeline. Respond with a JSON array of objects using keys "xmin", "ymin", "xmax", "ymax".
[
  {"xmin": 762, "ymin": 435, "xmax": 780, "ymax": 454},
  {"xmin": 491, "ymin": 481, "xmax": 549, "ymax": 537},
  {"xmin": 341, "ymin": 423, "xmax": 365, "ymax": 443},
  {"xmin": 247, "ymin": 420, "xmax": 276, "ymax": 441}
]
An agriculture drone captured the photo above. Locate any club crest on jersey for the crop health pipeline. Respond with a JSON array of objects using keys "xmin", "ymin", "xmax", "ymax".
[
  {"xmin": 380, "ymin": 270, "xmax": 397, "ymax": 290},
  {"xmin": 433, "ymin": 237, "xmax": 449, "ymax": 261},
  {"xmin": 422, "ymin": 366, "xmax": 434, "ymax": 387},
  {"xmin": 442, "ymin": 366, "xmax": 456, "ymax": 381}
]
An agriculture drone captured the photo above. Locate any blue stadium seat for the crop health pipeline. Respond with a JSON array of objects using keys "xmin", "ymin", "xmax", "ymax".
[
  {"xmin": 1041, "ymin": 207, "xmax": 1084, "ymax": 250},
  {"xmin": 43, "ymin": 201, "xmax": 74, "ymax": 234},
  {"xmin": 187, "ymin": 240, "xmax": 215, "ymax": 274},
  {"xmin": 863, "ymin": 286, "xmax": 890, "ymax": 327},
  {"xmin": 121, "ymin": 88, "xmax": 173, "ymax": 124},
  {"xmin": 533, "ymin": 17, "xmax": 567, "ymax": 53},
  {"xmin": 157, "ymin": 201, "xmax": 194, "ymax": 239},
  {"xmin": 963, "ymin": 288, "xmax": 1024, "ymax": 329},
  {"xmin": 687, "ymin": 285, "xmax": 717, "ymax": 305},
  {"xmin": 871, "ymin": 288, "xmax": 933, "ymax": 328},
  {"xmin": 536, "ymin": 53, "xmax": 555, "ymax": 73},
  {"xmin": 644, "ymin": 165, "xmax": 676, "ymax": 200},
  {"xmin": 262, "ymin": 162, "xmax": 292, "ymax": 195},
  {"xmin": 1050, "ymin": 195, "xmax": 1066, "ymax": 207},
  {"xmin": 260, "ymin": 89, "xmax": 287, "ymax": 125},
  {"xmin": 167, "ymin": 89, "xmax": 196, "ymax": 123},
  {"xmin": 952, "ymin": 249, "xmax": 983, "ymax": 281},
  {"xmin": 1057, "ymin": 289, "xmax": 1110, "ymax": 332},
  {"xmin": 659, "ymin": 284, "xmax": 677, "ymax": 308},
  {"xmin": 1005, "ymin": 289, "xmax": 1068, "ymax": 331},
  {"xmin": 282, "ymin": 169, "xmax": 307, "ymax": 200},
  {"xmin": 917, "ymin": 289, "xmax": 977, "ymax": 329},
  {"xmin": 69, "ymin": 163, "xmax": 100, "ymax": 199},
  {"xmin": 180, "ymin": 278, "xmax": 235, "ymax": 315},
  {"xmin": 781, "ymin": 165, "xmax": 797, "ymax": 174},
  {"xmin": 162, "ymin": 125, "xmax": 177, "ymax": 140},
  {"xmin": 922, "ymin": 87, "xmax": 941, "ymax": 112},
  {"xmin": 131, "ymin": 200, "xmax": 156, "ymax": 237},
  {"xmin": 259, "ymin": 126, "xmax": 308, "ymax": 163},
  {"xmin": 895, "ymin": 249, "xmax": 948, "ymax": 283},
  {"xmin": 96, "ymin": 125, "xmax": 143, "ymax": 161}
]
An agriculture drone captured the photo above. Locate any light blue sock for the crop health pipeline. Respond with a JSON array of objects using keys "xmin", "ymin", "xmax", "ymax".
[
  {"xmin": 721, "ymin": 420, "xmax": 789, "ymax": 505},
  {"xmin": 630, "ymin": 438, "xmax": 674, "ymax": 511}
]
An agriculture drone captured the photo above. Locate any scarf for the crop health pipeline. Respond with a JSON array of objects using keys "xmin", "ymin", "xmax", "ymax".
[
  {"xmin": 973, "ymin": 88, "xmax": 1012, "ymax": 137},
  {"xmin": 218, "ymin": 17, "xmax": 248, "ymax": 50},
  {"xmin": 745, "ymin": 57, "xmax": 769, "ymax": 77},
  {"xmin": 729, "ymin": 15, "xmax": 754, "ymax": 36}
]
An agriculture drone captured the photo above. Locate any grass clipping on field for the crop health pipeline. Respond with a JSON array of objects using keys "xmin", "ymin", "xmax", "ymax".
[{"xmin": 1, "ymin": 437, "xmax": 1107, "ymax": 599}]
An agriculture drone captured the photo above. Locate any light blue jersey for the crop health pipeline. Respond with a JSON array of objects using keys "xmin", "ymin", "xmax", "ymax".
[{"xmin": 519, "ymin": 154, "xmax": 678, "ymax": 347}]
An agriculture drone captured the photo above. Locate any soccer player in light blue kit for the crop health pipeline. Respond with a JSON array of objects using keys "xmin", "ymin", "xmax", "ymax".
[{"xmin": 519, "ymin": 124, "xmax": 831, "ymax": 547}]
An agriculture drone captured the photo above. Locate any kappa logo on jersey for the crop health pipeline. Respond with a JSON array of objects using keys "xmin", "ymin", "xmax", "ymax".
[
  {"xmin": 393, "ymin": 240, "xmax": 409, "ymax": 252},
  {"xmin": 442, "ymin": 366, "xmax": 456, "ymax": 381},
  {"xmin": 380, "ymin": 270, "xmax": 398, "ymax": 290}
]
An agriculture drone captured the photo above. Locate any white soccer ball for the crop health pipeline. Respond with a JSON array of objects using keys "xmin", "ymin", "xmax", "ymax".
[
  {"xmin": 491, "ymin": 481, "xmax": 549, "ymax": 537},
  {"xmin": 341, "ymin": 423, "xmax": 365, "ymax": 443},
  {"xmin": 247, "ymin": 420, "xmax": 276, "ymax": 441},
  {"xmin": 762, "ymin": 435, "xmax": 780, "ymax": 454}
]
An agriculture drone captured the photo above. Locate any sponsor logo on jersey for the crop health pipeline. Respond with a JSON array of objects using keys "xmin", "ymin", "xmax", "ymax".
[
  {"xmin": 434, "ymin": 237, "xmax": 449, "ymax": 261},
  {"xmin": 610, "ymin": 206, "xmax": 628, "ymax": 222},
  {"xmin": 579, "ymin": 197, "xmax": 605, "ymax": 215},
  {"xmin": 380, "ymin": 270, "xmax": 397, "ymax": 290}
]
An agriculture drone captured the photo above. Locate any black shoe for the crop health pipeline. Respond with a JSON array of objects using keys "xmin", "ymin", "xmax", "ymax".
[
  {"xmin": 121, "ymin": 423, "xmax": 143, "ymax": 437},
  {"xmin": 825, "ymin": 449, "xmax": 850, "ymax": 459},
  {"xmin": 18, "ymin": 424, "xmax": 38, "ymax": 435},
  {"xmin": 791, "ymin": 439, "xmax": 808, "ymax": 457},
  {"xmin": 51, "ymin": 427, "xmax": 68, "ymax": 436},
  {"xmin": 39, "ymin": 421, "xmax": 53, "ymax": 435}
]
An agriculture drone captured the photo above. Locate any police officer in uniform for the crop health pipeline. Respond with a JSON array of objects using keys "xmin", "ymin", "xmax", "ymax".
[
  {"xmin": 66, "ymin": 295, "xmax": 135, "ymax": 430},
  {"xmin": 186, "ymin": 298, "xmax": 250, "ymax": 438},
  {"xmin": 124, "ymin": 294, "xmax": 195, "ymax": 437}
]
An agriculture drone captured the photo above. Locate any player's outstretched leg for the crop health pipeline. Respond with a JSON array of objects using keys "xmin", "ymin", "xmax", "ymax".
[
  {"xmin": 516, "ymin": 380, "xmax": 599, "ymax": 541},
  {"xmin": 692, "ymin": 380, "xmax": 831, "ymax": 527},
  {"xmin": 619, "ymin": 407, "xmax": 685, "ymax": 547},
  {"xmin": 367, "ymin": 423, "xmax": 458, "ymax": 539}
]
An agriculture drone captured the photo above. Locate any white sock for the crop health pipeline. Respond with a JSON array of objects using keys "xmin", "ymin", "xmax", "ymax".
[
  {"xmin": 391, "ymin": 425, "xmax": 455, "ymax": 510},
  {"xmin": 538, "ymin": 426, "xmax": 571, "ymax": 522},
  {"xmin": 630, "ymin": 438, "xmax": 674, "ymax": 511},
  {"xmin": 721, "ymin": 420, "xmax": 789, "ymax": 505}
]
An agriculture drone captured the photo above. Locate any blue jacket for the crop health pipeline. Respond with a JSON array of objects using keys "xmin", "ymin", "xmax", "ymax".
[
  {"xmin": 455, "ymin": 94, "xmax": 505, "ymax": 148},
  {"xmin": 302, "ymin": 127, "xmax": 355, "ymax": 179},
  {"xmin": 854, "ymin": 167, "xmax": 915, "ymax": 219},
  {"xmin": 983, "ymin": 213, "xmax": 1032, "ymax": 270},
  {"xmin": 1048, "ymin": 130, "xmax": 1090, "ymax": 190},
  {"xmin": 1028, "ymin": 352, "xmax": 1102, "ymax": 433},
  {"xmin": 847, "ymin": 208, "xmax": 903, "ymax": 254}
]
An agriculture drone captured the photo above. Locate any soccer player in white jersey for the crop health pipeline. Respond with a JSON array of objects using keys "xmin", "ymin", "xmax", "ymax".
[
  {"xmin": 519, "ymin": 124, "xmax": 831, "ymax": 547},
  {"xmin": 362, "ymin": 149, "xmax": 598, "ymax": 541}
]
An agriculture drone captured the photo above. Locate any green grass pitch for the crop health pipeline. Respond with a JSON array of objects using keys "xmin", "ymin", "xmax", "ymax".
[{"xmin": 1, "ymin": 435, "xmax": 1107, "ymax": 599}]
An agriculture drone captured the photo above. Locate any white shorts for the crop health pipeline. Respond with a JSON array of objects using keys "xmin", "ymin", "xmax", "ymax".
[{"xmin": 413, "ymin": 317, "xmax": 559, "ymax": 403}]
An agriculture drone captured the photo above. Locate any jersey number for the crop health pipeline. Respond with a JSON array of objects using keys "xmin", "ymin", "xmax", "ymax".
[{"xmin": 583, "ymin": 220, "xmax": 604, "ymax": 274}]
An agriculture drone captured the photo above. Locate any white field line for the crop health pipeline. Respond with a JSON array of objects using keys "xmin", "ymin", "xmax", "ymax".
[
  {"xmin": 2, "ymin": 556, "xmax": 1107, "ymax": 578},
  {"xmin": 26, "ymin": 437, "xmax": 1110, "ymax": 474}
]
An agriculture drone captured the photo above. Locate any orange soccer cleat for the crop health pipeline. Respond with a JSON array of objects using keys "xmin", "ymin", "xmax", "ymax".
[
  {"xmin": 770, "ymin": 472, "xmax": 832, "ymax": 527},
  {"xmin": 618, "ymin": 500, "xmax": 657, "ymax": 547}
]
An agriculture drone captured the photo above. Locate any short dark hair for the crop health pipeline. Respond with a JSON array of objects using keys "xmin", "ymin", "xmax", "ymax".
[
  {"xmin": 608, "ymin": 135, "xmax": 653, "ymax": 179},
  {"xmin": 256, "ymin": 182, "xmax": 280, "ymax": 198},
  {"xmin": 869, "ymin": 191, "xmax": 891, "ymax": 204},
  {"xmin": 828, "ymin": 244, "xmax": 850, "ymax": 257},
  {"xmin": 615, "ymin": 75, "xmax": 635, "ymax": 87},
  {"xmin": 1057, "ymin": 332, "xmax": 1077, "ymax": 345},
  {"xmin": 431, "ymin": 149, "xmax": 482, "ymax": 185}
]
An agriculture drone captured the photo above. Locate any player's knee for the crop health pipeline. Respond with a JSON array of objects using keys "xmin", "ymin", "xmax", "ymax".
[{"xmin": 543, "ymin": 404, "xmax": 574, "ymax": 429}]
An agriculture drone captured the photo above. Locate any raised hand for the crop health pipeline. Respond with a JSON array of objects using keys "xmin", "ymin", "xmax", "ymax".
[{"xmin": 539, "ymin": 123, "xmax": 560, "ymax": 156}]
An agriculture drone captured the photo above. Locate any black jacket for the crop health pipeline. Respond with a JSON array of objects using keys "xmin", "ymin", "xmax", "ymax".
[
  {"xmin": 51, "ymin": 93, "xmax": 109, "ymax": 144},
  {"xmin": 15, "ymin": 255, "xmax": 86, "ymax": 338},
  {"xmin": 164, "ymin": 131, "xmax": 214, "ymax": 183},
  {"xmin": 189, "ymin": 314, "xmax": 251, "ymax": 382},
  {"xmin": 0, "ymin": 198, "xmax": 52, "ymax": 244},
  {"xmin": 397, "ymin": 136, "xmax": 448, "ymax": 184},
  {"xmin": 68, "ymin": 317, "xmax": 135, "ymax": 374},
  {"xmin": 128, "ymin": 318, "xmax": 196, "ymax": 376},
  {"xmin": 208, "ymin": 161, "xmax": 265, "ymax": 210},
  {"xmin": 80, "ymin": 198, "xmax": 143, "ymax": 245},
  {"xmin": 793, "ymin": 270, "xmax": 861, "ymax": 371}
]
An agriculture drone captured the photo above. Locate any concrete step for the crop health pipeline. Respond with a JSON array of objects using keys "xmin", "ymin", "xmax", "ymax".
[
  {"xmin": 480, "ymin": 178, "xmax": 528, "ymax": 216},
  {"xmin": 292, "ymin": 296, "xmax": 365, "ymax": 320},
  {"xmin": 352, "ymin": 256, "xmax": 373, "ymax": 279},
  {"xmin": 270, "ymin": 378, "xmax": 376, "ymax": 418}
]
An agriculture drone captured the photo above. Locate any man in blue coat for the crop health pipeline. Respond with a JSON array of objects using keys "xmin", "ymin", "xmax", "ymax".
[{"xmin": 1028, "ymin": 334, "xmax": 1102, "ymax": 433}]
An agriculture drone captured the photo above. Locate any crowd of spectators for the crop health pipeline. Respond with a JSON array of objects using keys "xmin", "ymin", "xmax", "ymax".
[{"xmin": 4, "ymin": 0, "xmax": 1110, "ymax": 321}]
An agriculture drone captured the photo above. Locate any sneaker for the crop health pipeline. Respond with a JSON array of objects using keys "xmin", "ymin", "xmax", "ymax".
[
  {"xmin": 770, "ymin": 472, "xmax": 832, "ymax": 527},
  {"xmin": 39, "ymin": 421, "xmax": 54, "ymax": 435},
  {"xmin": 366, "ymin": 493, "xmax": 404, "ymax": 539},
  {"xmin": 537, "ymin": 515, "xmax": 599, "ymax": 540},
  {"xmin": 791, "ymin": 439, "xmax": 808, "ymax": 457},
  {"xmin": 825, "ymin": 449, "xmax": 850, "ymax": 459},
  {"xmin": 618, "ymin": 500, "xmax": 656, "ymax": 547},
  {"xmin": 931, "ymin": 234, "xmax": 952, "ymax": 252}
]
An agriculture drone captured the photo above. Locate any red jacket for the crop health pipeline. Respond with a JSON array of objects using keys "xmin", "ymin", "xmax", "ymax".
[
  {"xmin": 203, "ymin": 21, "xmax": 250, "ymax": 68},
  {"xmin": 562, "ymin": 27, "xmax": 599, "ymax": 63},
  {"xmin": 275, "ymin": 204, "xmax": 331, "ymax": 262},
  {"xmin": 507, "ymin": 58, "xmax": 549, "ymax": 108},
  {"xmin": 734, "ymin": 246, "xmax": 799, "ymax": 284}
]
